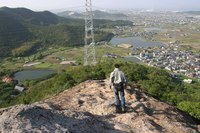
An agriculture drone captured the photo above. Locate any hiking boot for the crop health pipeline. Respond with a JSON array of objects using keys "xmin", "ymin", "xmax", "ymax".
[
  {"xmin": 115, "ymin": 105, "xmax": 121, "ymax": 113},
  {"xmin": 121, "ymin": 107, "xmax": 126, "ymax": 113}
]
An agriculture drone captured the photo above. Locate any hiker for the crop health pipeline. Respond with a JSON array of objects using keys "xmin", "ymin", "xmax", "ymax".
[{"xmin": 110, "ymin": 64, "xmax": 127, "ymax": 113}]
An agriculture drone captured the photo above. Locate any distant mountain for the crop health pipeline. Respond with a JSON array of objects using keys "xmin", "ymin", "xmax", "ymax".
[
  {"xmin": 57, "ymin": 10, "xmax": 127, "ymax": 20},
  {"xmin": 57, "ymin": 11, "xmax": 83, "ymax": 19},
  {"xmin": 0, "ymin": 7, "xmax": 59, "ymax": 26},
  {"xmin": 0, "ymin": 8, "xmax": 32, "ymax": 56},
  {"xmin": 0, "ymin": 7, "xmax": 131, "ymax": 57},
  {"xmin": 0, "ymin": 7, "xmax": 83, "ymax": 57},
  {"xmin": 178, "ymin": 11, "xmax": 200, "ymax": 15},
  {"xmin": 93, "ymin": 10, "xmax": 127, "ymax": 19}
]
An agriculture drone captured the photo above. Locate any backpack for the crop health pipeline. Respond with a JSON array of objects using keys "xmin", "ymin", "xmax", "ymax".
[
  {"xmin": 114, "ymin": 82, "xmax": 123, "ymax": 91},
  {"xmin": 111, "ymin": 71, "xmax": 124, "ymax": 91}
]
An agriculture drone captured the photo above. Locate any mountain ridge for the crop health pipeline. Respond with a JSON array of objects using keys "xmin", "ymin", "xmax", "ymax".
[
  {"xmin": 0, "ymin": 6, "xmax": 59, "ymax": 25},
  {"xmin": 57, "ymin": 10, "xmax": 127, "ymax": 20},
  {"xmin": 0, "ymin": 80, "xmax": 199, "ymax": 132},
  {"xmin": 0, "ymin": 7, "xmax": 130, "ymax": 57}
]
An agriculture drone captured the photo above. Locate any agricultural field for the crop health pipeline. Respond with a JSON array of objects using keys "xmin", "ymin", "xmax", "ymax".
[{"xmin": 0, "ymin": 45, "xmax": 131, "ymax": 72}]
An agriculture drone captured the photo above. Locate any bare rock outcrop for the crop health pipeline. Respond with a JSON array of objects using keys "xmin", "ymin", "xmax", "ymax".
[{"xmin": 0, "ymin": 80, "xmax": 199, "ymax": 133}]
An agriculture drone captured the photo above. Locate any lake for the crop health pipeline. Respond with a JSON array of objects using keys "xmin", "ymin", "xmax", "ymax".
[
  {"xmin": 14, "ymin": 69, "xmax": 56, "ymax": 81},
  {"xmin": 110, "ymin": 37, "xmax": 165, "ymax": 48}
]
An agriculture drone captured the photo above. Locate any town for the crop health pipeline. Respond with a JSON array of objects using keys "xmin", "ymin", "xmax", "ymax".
[
  {"xmin": 131, "ymin": 43, "xmax": 200, "ymax": 80},
  {"xmin": 110, "ymin": 10, "xmax": 200, "ymax": 82}
]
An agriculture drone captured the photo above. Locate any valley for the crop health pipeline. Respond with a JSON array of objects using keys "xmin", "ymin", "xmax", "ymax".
[{"xmin": 0, "ymin": 6, "xmax": 200, "ymax": 128}]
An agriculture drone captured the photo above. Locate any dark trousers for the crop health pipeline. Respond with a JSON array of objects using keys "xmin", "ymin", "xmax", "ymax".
[{"xmin": 113, "ymin": 84, "xmax": 125, "ymax": 108}]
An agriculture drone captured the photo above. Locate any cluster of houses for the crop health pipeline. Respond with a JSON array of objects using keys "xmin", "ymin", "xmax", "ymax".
[
  {"xmin": 130, "ymin": 11, "xmax": 200, "ymax": 28},
  {"xmin": 132, "ymin": 43, "xmax": 200, "ymax": 80},
  {"xmin": 103, "ymin": 53, "xmax": 122, "ymax": 58},
  {"xmin": 1, "ymin": 76, "xmax": 26, "ymax": 92},
  {"xmin": 114, "ymin": 10, "xmax": 200, "ymax": 39}
]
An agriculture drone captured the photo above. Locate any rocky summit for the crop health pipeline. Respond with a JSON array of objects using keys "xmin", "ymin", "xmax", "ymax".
[{"xmin": 0, "ymin": 80, "xmax": 199, "ymax": 133}]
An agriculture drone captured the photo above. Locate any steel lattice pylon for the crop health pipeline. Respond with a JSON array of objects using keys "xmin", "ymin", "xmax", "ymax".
[{"xmin": 84, "ymin": 0, "xmax": 97, "ymax": 66}]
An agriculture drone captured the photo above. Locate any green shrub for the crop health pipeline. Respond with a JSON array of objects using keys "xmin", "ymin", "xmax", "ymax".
[
  {"xmin": 178, "ymin": 102, "xmax": 200, "ymax": 119},
  {"xmin": 0, "ymin": 60, "xmax": 199, "ymax": 120}
]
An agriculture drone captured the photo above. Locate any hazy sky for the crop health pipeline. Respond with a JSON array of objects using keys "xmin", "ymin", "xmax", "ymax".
[{"xmin": 0, "ymin": 0, "xmax": 200, "ymax": 11}]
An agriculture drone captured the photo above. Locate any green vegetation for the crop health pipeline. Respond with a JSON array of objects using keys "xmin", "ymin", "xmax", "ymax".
[
  {"xmin": 0, "ymin": 7, "xmax": 132, "ymax": 57},
  {"xmin": 0, "ymin": 70, "xmax": 17, "ymax": 105},
  {"xmin": 0, "ymin": 82, "xmax": 17, "ymax": 105},
  {"xmin": 34, "ymin": 63, "xmax": 61, "ymax": 69},
  {"xmin": 0, "ymin": 59, "xmax": 199, "ymax": 120},
  {"xmin": 0, "ymin": 45, "xmax": 130, "ymax": 72},
  {"xmin": 0, "ymin": 6, "xmax": 199, "ymax": 122}
]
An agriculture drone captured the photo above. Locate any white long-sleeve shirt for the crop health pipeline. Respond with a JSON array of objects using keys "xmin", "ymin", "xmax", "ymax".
[{"xmin": 109, "ymin": 68, "xmax": 127, "ymax": 84}]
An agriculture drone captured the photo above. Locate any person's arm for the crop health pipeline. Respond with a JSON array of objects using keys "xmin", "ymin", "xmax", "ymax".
[
  {"xmin": 109, "ymin": 72, "xmax": 114, "ymax": 89},
  {"xmin": 123, "ymin": 73, "xmax": 127, "ymax": 89}
]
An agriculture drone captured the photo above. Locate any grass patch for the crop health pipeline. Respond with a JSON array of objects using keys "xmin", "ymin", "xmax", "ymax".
[{"xmin": 34, "ymin": 62, "xmax": 61, "ymax": 69}]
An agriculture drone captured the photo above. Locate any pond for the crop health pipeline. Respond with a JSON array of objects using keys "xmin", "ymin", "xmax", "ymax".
[
  {"xmin": 110, "ymin": 37, "xmax": 165, "ymax": 48},
  {"xmin": 14, "ymin": 69, "xmax": 56, "ymax": 81}
]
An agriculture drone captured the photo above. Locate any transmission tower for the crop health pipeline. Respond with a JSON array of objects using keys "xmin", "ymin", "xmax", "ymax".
[{"xmin": 84, "ymin": 0, "xmax": 97, "ymax": 66}]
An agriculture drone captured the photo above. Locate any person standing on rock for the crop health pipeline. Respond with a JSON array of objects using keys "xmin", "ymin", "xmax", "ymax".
[{"xmin": 110, "ymin": 64, "xmax": 127, "ymax": 113}]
